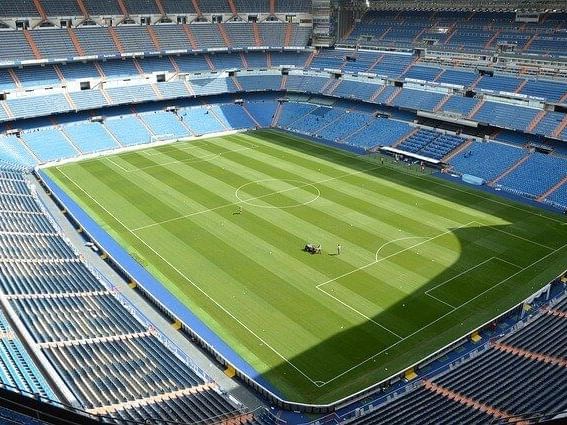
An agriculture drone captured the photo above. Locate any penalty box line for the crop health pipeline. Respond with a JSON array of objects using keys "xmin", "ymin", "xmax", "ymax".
[
  {"xmin": 318, "ymin": 239, "xmax": 567, "ymax": 387},
  {"xmin": 424, "ymin": 256, "xmax": 523, "ymax": 309},
  {"xmin": 315, "ymin": 221, "xmax": 478, "ymax": 342},
  {"xmin": 54, "ymin": 167, "xmax": 325, "ymax": 388}
]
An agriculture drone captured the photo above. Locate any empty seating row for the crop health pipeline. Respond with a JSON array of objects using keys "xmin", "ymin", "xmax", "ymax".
[{"xmin": 12, "ymin": 294, "xmax": 148, "ymax": 343}]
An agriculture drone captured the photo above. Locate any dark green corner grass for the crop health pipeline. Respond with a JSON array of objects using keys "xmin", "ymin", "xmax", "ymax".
[{"xmin": 46, "ymin": 130, "xmax": 567, "ymax": 404}]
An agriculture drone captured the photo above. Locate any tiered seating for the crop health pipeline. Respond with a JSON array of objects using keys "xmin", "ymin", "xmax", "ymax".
[
  {"xmin": 100, "ymin": 59, "xmax": 140, "ymax": 78},
  {"xmin": 270, "ymin": 51, "xmax": 310, "ymax": 67},
  {"xmin": 277, "ymin": 103, "xmax": 315, "ymax": 128},
  {"xmin": 0, "ymin": 191, "xmax": 42, "ymax": 213},
  {"xmin": 473, "ymin": 102, "xmax": 539, "ymax": 131},
  {"xmin": 0, "ymin": 165, "xmax": 243, "ymax": 423},
  {"xmin": 74, "ymin": 27, "xmax": 118, "ymax": 56},
  {"xmin": 0, "ymin": 309, "xmax": 54, "ymax": 398},
  {"xmin": 353, "ymin": 385, "xmax": 492, "ymax": 425},
  {"xmin": 533, "ymin": 111, "xmax": 564, "ymax": 138},
  {"xmin": 245, "ymin": 52, "xmax": 268, "ymax": 68},
  {"xmin": 546, "ymin": 183, "xmax": 567, "ymax": 208},
  {"xmin": 344, "ymin": 11, "xmax": 567, "ymax": 56},
  {"xmin": 475, "ymin": 75, "xmax": 523, "ymax": 93},
  {"xmin": 519, "ymin": 79, "xmax": 567, "ymax": 102},
  {"xmin": 224, "ymin": 23, "xmax": 256, "ymax": 48},
  {"xmin": 14, "ymin": 66, "xmax": 60, "ymax": 88},
  {"xmin": 498, "ymin": 153, "xmax": 567, "ymax": 196},
  {"xmin": 12, "ymin": 295, "xmax": 147, "ymax": 343},
  {"xmin": 21, "ymin": 128, "xmax": 77, "ymax": 162},
  {"xmin": 174, "ymin": 55, "xmax": 212, "ymax": 73},
  {"xmin": 59, "ymin": 62, "xmax": 100, "ymax": 80},
  {"xmin": 63, "ymin": 122, "xmax": 120, "ymax": 153},
  {"xmin": 0, "ymin": 135, "xmax": 38, "ymax": 166},
  {"xmin": 245, "ymin": 101, "xmax": 278, "ymax": 127},
  {"xmin": 157, "ymin": 80, "xmax": 191, "ymax": 98},
  {"xmin": 123, "ymin": 0, "xmax": 160, "ymax": 14},
  {"xmin": 0, "ymin": 32, "xmax": 36, "ymax": 62},
  {"xmin": 0, "ymin": 232, "xmax": 75, "ymax": 260},
  {"xmin": 449, "ymin": 140, "xmax": 525, "ymax": 181},
  {"xmin": 210, "ymin": 53, "xmax": 244, "ymax": 70},
  {"xmin": 179, "ymin": 106, "xmax": 225, "ymax": 135},
  {"xmin": 397, "ymin": 129, "xmax": 464, "ymax": 160},
  {"xmin": 7, "ymin": 94, "xmax": 69, "ymax": 120},
  {"xmin": 191, "ymin": 24, "xmax": 226, "ymax": 49},
  {"xmin": 391, "ymin": 88, "xmax": 445, "ymax": 112},
  {"xmin": 113, "ymin": 390, "xmax": 238, "ymax": 424},
  {"xmin": 153, "ymin": 25, "xmax": 195, "ymax": 51},
  {"xmin": 213, "ymin": 104, "xmax": 255, "ymax": 129},
  {"xmin": 331, "ymin": 79, "xmax": 380, "ymax": 102},
  {"xmin": 189, "ymin": 77, "xmax": 237, "ymax": 96},
  {"xmin": 372, "ymin": 53, "xmax": 413, "ymax": 77},
  {"xmin": 0, "ymin": 69, "xmax": 16, "ymax": 92},
  {"xmin": 404, "ymin": 65, "xmax": 441, "ymax": 81},
  {"xmin": 436, "ymin": 69, "xmax": 477, "ymax": 87},
  {"xmin": 139, "ymin": 111, "xmax": 190, "ymax": 138},
  {"xmin": 286, "ymin": 74, "xmax": 329, "ymax": 94},
  {"xmin": 259, "ymin": 23, "xmax": 286, "ymax": 47},
  {"xmin": 0, "ymin": 261, "xmax": 105, "ymax": 295},
  {"xmin": 84, "ymin": 0, "xmax": 122, "ymax": 15},
  {"xmin": 439, "ymin": 96, "xmax": 479, "ymax": 116},
  {"xmin": 70, "ymin": 90, "xmax": 109, "ymax": 110},
  {"xmin": 40, "ymin": 0, "xmax": 82, "ymax": 16},
  {"xmin": 0, "ymin": 0, "xmax": 39, "ymax": 17},
  {"xmin": 104, "ymin": 115, "xmax": 152, "ymax": 146},
  {"xmin": 287, "ymin": 106, "xmax": 343, "ymax": 134},
  {"xmin": 342, "ymin": 117, "xmax": 412, "ymax": 149},
  {"xmin": 31, "ymin": 29, "xmax": 77, "ymax": 59},
  {"xmin": 106, "ymin": 85, "xmax": 156, "ymax": 104},
  {"xmin": 354, "ymin": 294, "xmax": 567, "ymax": 424},
  {"xmin": 238, "ymin": 74, "xmax": 282, "ymax": 92},
  {"xmin": 115, "ymin": 26, "xmax": 156, "ymax": 53},
  {"xmin": 317, "ymin": 111, "xmax": 371, "ymax": 142},
  {"xmin": 160, "ymin": 0, "xmax": 196, "ymax": 14}
]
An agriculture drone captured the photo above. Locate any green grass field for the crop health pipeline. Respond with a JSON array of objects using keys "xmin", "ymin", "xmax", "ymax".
[{"xmin": 46, "ymin": 130, "xmax": 567, "ymax": 404}]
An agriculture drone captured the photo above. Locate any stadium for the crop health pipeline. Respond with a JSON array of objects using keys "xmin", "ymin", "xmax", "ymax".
[{"xmin": 0, "ymin": 0, "xmax": 564, "ymax": 423}]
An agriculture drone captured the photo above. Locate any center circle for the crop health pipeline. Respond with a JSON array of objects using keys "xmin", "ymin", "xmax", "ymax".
[{"xmin": 235, "ymin": 179, "xmax": 320, "ymax": 209}]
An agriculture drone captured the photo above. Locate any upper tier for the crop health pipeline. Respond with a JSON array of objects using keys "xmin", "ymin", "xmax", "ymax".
[
  {"xmin": 342, "ymin": 11, "xmax": 567, "ymax": 58},
  {"xmin": 0, "ymin": 23, "xmax": 312, "ymax": 65},
  {"xmin": 0, "ymin": 0, "xmax": 311, "ymax": 18}
]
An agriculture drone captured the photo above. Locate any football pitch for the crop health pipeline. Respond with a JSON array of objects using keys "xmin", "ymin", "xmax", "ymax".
[{"xmin": 46, "ymin": 130, "xmax": 567, "ymax": 404}]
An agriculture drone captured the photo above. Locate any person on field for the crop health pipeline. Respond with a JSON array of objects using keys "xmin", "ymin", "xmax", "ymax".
[{"xmin": 337, "ymin": 243, "xmax": 342, "ymax": 255}]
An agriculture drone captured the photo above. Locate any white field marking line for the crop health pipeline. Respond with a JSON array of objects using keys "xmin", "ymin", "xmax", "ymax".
[
  {"xmin": 143, "ymin": 138, "xmax": 257, "ymax": 156},
  {"xmin": 122, "ymin": 146, "xmax": 256, "ymax": 173},
  {"xmin": 318, "ymin": 287, "xmax": 404, "ymax": 340},
  {"xmin": 131, "ymin": 166, "xmax": 382, "ymax": 232},
  {"xmin": 424, "ymin": 256, "xmax": 522, "ymax": 307},
  {"xmin": 277, "ymin": 124, "xmax": 567, "ymax": 227},
  {"xmin": 54, "ymin": 167, "xmax": 322, "ymax": 387},
  {"xmin": 374, "ymin": 236, "xmax": 428, "ymax": 262},
  {"xmin": 470, "ymin": 220, "xmax": 556, "ymax": 251},
  {"xmin": 271, "ymin": 131, "xmax": 567, "ymax": 227},
  {"xmin": 426, "ymin": 293, "xmax": 456, "ymax": 309},
  {"xmin": 424, "ymin": 257, "xmax": 497, "ymax": 295},
  {"xmin": 234, "ymin": 179, "xmax": 321, "ymax": 209},
  {"xmin": 319, "ymin": 240, "xmax": 567, "ymax": 386},
  {"xmin": 316, "ymin": 222, "xmax": 476, "ymax": 290},
  {"xmin": 106, "ymin": 157, "xmax": 130, "ymax": 173}
]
